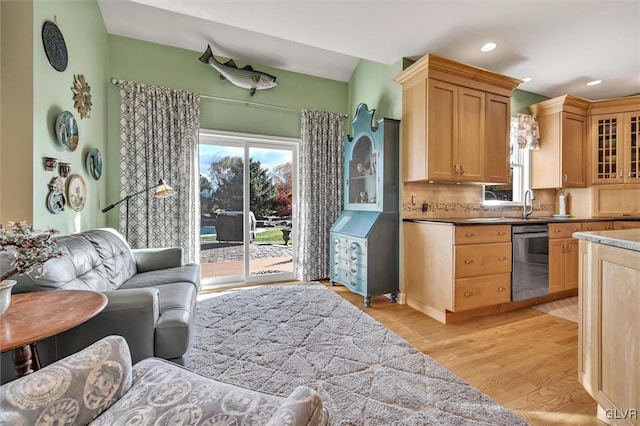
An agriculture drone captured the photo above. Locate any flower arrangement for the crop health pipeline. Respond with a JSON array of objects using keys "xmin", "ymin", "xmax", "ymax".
[{"xmin": 0, "ymin": 222, "xmax": 63, "ymax": 282}]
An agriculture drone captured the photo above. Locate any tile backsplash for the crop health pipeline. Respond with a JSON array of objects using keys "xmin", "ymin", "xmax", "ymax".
[{"xmin": 402, "ymin": 182, "xmax": 556, "ymax": 219}]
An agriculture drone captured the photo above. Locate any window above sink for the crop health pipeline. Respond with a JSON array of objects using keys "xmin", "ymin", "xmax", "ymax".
[{"xmin": 483, "ymin": 116, "xmax": 531, "ymax": 206}]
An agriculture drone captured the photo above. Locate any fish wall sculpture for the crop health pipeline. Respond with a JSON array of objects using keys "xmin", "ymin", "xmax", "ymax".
[{"xmin": 199, "ymin": 45, "xmax": 278, "ymax": 96}]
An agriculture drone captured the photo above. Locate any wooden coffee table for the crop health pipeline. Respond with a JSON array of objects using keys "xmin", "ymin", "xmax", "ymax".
[{"xmin": 0, "ymin": 290, "xmax": 107, "ymax": 377}]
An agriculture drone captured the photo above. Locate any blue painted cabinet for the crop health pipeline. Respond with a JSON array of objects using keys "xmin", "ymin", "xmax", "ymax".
[{"xmin": 329, "ymin": 104, "xmax": 399, "ymax": 307}]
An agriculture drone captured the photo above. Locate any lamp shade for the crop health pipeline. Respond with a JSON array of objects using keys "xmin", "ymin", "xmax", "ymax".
[{"xmin": 154, "ymin": 179, "xmax": 176, "ymax": 198}]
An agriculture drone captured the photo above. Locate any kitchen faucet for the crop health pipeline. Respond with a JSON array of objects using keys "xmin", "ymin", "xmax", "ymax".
[{"xmin": 522, "ymin": 189, "xmax": 536, "ymax": 218}]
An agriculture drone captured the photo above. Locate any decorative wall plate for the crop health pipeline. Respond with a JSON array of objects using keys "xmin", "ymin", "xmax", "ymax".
[
  {"xmin": 85, "ymin": 148, "xmax": 102, "ymax": 180},
  {"xmin": 66, "ymin": 174, "xmax": 86, "ymax": 212},
  {"xmin": 42, "ymin": 21, "xmax": 68, "ymax": 72},
  {"xmin": 55, "ymin": 111, "xmax": 79, "ymax": 151},
  {"xmin": 71, "ymin": 74, "xmax": 92, "ymax": 119}
]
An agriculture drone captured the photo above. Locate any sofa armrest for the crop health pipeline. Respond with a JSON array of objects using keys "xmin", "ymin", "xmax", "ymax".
[
  {"xmin": 55, "ymin": 288, "xmax": 160, "ymax": 363},
  {"xmin": 0, "ymin": 335, "xmax": 133, "ymax": 425},
  {"xmin": 266, "ymin": 386, "xmax": 329, "ymax": 426},
  {"xmin": 132, "ymin": 247, "xmax": 183, "ymax": 272}
]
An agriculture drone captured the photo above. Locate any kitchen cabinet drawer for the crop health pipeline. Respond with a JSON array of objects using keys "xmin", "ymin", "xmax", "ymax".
[
  {"xmin": 454, "ymin": 242, "xmax": 511, "ymax": 278},
  {"xmin": 455, "ymin": 225, "xmax": 511, "ymax": 245},
  {"xmin": 614, "ymin": 220, "xmax": 640, "ymax": 230},
  {"xmin": 581, "ymin": 221, "xmax": 614, "ymax": 232},
  {"xmin": 454, "ymin": 273, "xmax": 511, "ymax": 311},
  {"xmin": 549, "ymin": 223, "xmax": 582, "ymax": 239}
]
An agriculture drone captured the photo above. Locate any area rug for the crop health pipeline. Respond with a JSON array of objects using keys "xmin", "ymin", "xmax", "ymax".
[
  {"xmin": 531, "ymin": 296, "xmax": 578, "ymax": 323},
  {"xmin": 185, "ymin": 283, "xmax": 526, "ymax": 425}
]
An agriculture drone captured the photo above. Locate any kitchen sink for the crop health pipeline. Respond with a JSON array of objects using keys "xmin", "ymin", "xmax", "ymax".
[{"xmin": 461, "ymin": 217, "xmax": 505, "ymax": 222}]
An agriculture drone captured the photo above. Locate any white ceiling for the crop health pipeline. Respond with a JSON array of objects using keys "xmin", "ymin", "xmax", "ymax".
[{"xmin": 98, "ymin": 0, "xmax": 640, "ymax": 100}]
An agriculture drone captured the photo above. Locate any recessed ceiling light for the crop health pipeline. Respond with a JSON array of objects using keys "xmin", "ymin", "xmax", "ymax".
[
  {"xmin": 480, "ymin": 42, "xmax": 497, "ymax": 52},
  {"xmin": 587, "ymin": 80, "xmax": 602, "ymax": 86},
  {"xmin": 521, "ymin": 77, "xmax": 532, "ymax": 83}
]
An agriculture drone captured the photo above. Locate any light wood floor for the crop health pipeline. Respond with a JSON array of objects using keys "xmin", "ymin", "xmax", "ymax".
[{"xmin": 325, "ymin": 282, "xmax": 605, "ymax": 426}]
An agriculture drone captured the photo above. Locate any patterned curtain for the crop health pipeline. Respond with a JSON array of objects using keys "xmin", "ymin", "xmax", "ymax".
[
  {"xmin": 295, "ymin": 109, "xmax": 344, "ymax": 281},
  {"xmin": 119, "ymin": 81, "xmax": 200, "ymax": 263}
]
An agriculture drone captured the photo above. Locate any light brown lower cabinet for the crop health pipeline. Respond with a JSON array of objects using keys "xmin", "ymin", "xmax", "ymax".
[
  {"xmin": 579, "ymin": 240, "xmax": 640, "ymax": 425},
  {"xmin": 614, "ymin": 221, "xmax": 640, "ymax": 230},
  {"xmin": 404, "ymin": 222, "xmax": 511, "ymax": 323},
  {"xmin": 548, "ymin": 223, "xmax": 582, "ymax": 293}
]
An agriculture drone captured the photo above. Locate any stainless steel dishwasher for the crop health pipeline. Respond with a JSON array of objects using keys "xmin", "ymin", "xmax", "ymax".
[{"xmin": 511, "ymin": 224, "xmax": 549, "ymax": 301}]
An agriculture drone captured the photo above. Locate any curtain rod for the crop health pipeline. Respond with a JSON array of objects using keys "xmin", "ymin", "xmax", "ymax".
[{"xmin": 110, "ymin": 78, "xmax": 347, "ymax": 117}]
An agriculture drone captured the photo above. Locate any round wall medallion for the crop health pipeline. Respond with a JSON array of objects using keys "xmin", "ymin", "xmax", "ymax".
[
  {"xmin": 72, "ymin": 74, "xmax": 92, "ymax": 119},
  {"xmin": 42, "ymin": 20, "xmax": 68, "ymax": 72}
]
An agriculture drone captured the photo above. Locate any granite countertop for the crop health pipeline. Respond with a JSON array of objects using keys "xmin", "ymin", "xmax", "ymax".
[
  {"xmin": 402, "ymin": 216, "xmax": 638, "ymax": 225},
  {"xmin": 573, "ymin": 229, "xmax": 640, "ymax": 252}
]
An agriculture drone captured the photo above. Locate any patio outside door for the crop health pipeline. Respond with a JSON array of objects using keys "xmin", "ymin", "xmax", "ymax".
[{"xmin": 199, "ymin": 130, "xmax": 297, "ymax": 287}]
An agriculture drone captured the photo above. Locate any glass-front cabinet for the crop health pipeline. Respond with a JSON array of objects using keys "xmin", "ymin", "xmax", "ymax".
[
  {"xmin": 592, "ymin": 111, "xmax": 640, "ymax": 184},
  {"xmin": 330, "ymin": 104, "xmax": 400, "ymax": 307},
  {"xmin": 346, "ymin": 134, "xmax": 379, "ymax": 209}
]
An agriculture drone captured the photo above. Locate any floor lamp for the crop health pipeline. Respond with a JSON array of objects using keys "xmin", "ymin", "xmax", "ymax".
[{"xmin": 101, "ymin": 178, "xmax": 177, "ymax": 241}]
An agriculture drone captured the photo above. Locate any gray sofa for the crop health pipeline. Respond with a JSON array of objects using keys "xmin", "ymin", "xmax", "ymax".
[
  {"xmin": 0, "ymin": 335, "xmax": 329, "ymax": 425},
  {"xmin": 5, "ymin": 228, "xmax": 200, "ymax": 366}
]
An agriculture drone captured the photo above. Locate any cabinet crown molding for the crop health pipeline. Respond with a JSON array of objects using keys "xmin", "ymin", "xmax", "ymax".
[
  {"xmin": 588, "ymin": 95, "xmax": 640, "ymax": 115},
  {"xmin": 529, "ymin": 95, "xmax": 590, "ymax": 116},
  {"xmin": 394, "ymin": 53, "xmax": 522, "ymax": 94}
]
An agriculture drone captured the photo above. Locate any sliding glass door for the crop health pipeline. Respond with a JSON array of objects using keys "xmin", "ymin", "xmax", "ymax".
[{"xmin": 199, "ymin": 130, "xmax": 298, "ymax": 287}]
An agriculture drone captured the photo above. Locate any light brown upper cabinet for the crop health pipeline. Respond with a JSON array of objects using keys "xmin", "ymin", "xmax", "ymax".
[
  {"xmin": 589, "ymin": 97, "xmax": 640, "ymax": 184},
  {"xmin": 395, "ymin": 54, "xmax": 521, "ymax": 184},
  {"xmin": 529, "ymin": 95, "xmax": 590, "ymax": 189}
]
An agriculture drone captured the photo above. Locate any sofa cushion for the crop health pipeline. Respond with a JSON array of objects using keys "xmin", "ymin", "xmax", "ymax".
[
  {"xmin": 120, "ymin": 264, "xmax": 200, "ymax": 290},
  {"xmin": 0, "ymin": 335, "xmax": 132, "ymax": 425},
  {"xmin": 11, "ymin": 229, "xmax": 137, "ymax": 293}
]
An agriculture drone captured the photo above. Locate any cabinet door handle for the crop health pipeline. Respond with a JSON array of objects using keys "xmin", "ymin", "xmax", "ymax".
[
  {"xmin": 497, "ymin": 287, "xmax": 506, "ymax": 292},
  {"xmin": 554, "ymin": 229, "xmax": 562, "ymax": 233},
  {"xmin": 465, "ymin": 232, "xmax": 475, "ymax": 237},
  {"xmin": 585, "ymin": 227, "xmax": 592, "ymax": 231},
  {"xmin": 454, "ymin": 164, "xmax": 459, "ymax": 174},
  {"xmin": 350, "ymin": 256, "xmax": 357, "ymax": 261},
  {"xmin": 350, "ymin": 244, "xmax": 357, "ymax": 251},
  {"xmin": 567, "ymin": 245, "xmax": 572, "ymax": 253},
  {"xmin": 351, "ymin": 268, "xmax": 357, "ymax": 273},
  {"xmin": 498, "ymin": 256, "xmax": 507, "ymax": 261},
  {"xmin": 498, "ymin": 231, "xmax": 506, "ymax": 236},
  {"xmin": 460, "ymin": 165, "xmax": 465, "ymax": 175},
  {"xmin": 350, "ymin": 281, "xmax": 357, "ymax": 286},
  {"xmin": 605, "ymin": 226, "xmax": 612, "ymax": 230},
  {"xmin": 563, "ymin": 174, "xmax": 568, "ymax": 182},
  {"xmin": 334, "ymin": 261, "xmax": 338, "ymax": 265},
  {"xmin": 619, "ymin": 171, "xmax": 623, "ymax": 178},
  {"xmin": 572, "ymin": 228, "xmax": 579, "ymax": 232},
  {"xmin": 562, "ymin": 245, "xmax": 567, "ymax": 253},
  {"xmin": 464, "ymin": 259, "xmax": 474, "ymax": 264},
  {"xmin": 464, "ymin": 292, "xmax": 474, "ymax": 297}
]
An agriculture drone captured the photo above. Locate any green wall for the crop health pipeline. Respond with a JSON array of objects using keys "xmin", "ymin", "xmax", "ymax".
[
  {"xmin": 347, "ymin": 59, "xmax": 403, "ymax": 126},
  {"xmin": 106, "ymin": 35, "xmax": 349, "ymax": 228},
  {"xmin": 511, "ymin": 89, "xmax": 550, "ymax": 115},
  {"xmin": 1, "ymin": 0, "xmax": 110, "ymax": 234}
]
